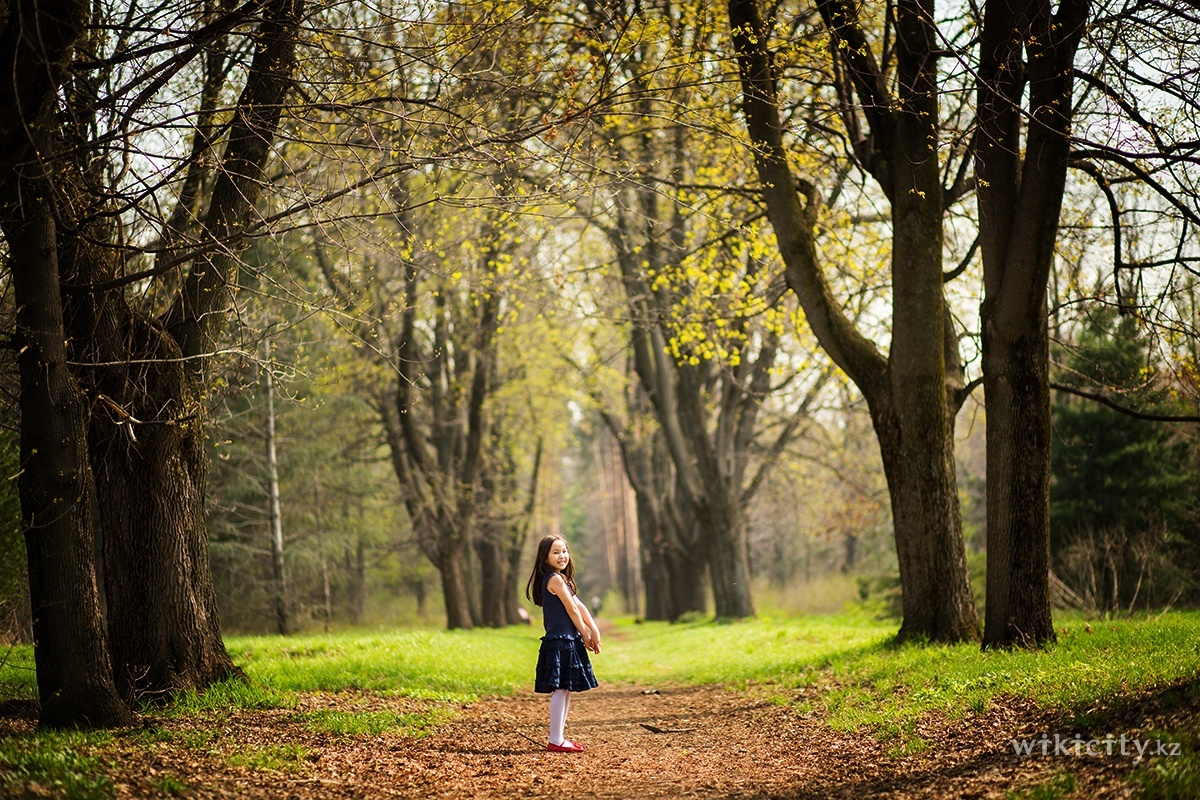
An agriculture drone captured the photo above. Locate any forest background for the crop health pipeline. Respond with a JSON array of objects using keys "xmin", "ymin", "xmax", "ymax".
[{"xmin": 0, "ymin": 0, "xmax": 1198, "ymax": 728}]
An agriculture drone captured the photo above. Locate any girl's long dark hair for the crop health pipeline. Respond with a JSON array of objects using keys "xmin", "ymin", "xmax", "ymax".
[{"xmin": 525, "ymin": 535, "xmax": 577, "ymax": 607}]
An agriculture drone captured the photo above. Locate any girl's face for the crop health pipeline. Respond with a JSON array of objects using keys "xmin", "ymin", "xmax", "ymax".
[{"xmin": 546, "ymin": 539, "xmax": 570, "ymax": 572}]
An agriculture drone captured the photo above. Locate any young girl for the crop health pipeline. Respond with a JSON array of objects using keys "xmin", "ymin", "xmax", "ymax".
[{"xmin": 525, "ymin": 535, "xmax": 600, "ymax": 753}]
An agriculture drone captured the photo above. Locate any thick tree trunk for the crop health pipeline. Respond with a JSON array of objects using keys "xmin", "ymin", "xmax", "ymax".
[
  {"xmin": 884, "ymin": 0, "xmax": 978, "ymax": 644},
  {"xmin": 615, "ymin": 419, "xmax": 707, "ymax": 621},
  {"xmin": 639, "ymin": 542, "xmax": 672, "ymax": 621},
  {"xmin": 872, "ymin": 403, "xmax": 979, "ymax": 643},
  {"xmin": 636, "ymin": 493, "xmax": 673, "ymax": 621},
  {"xmin": 42, "ymin": 0, "xmax": 302, "ymax": 696},
  {"xmin": 729, "ymin": 0, "xmax": 979, "ymax": 643},
  {"xmin": 438, "ymin": 533, "xmax": 475, "ymax": 630},
  {"xmin": 4, "ymin": 174, "xmax": 132, "ymax": 729},
  {"xmin": 89, "ymin": 353, "xmax": 242, "ymax": 699},
  {"xmin": 57, "ymin": 228, "xmax": 241, "ymax": 698},
  {"xmin": 476, "ymin": 532, "xmax": 508, "ymax": 627},
  {"xmin": 699, "ymin": 498, "xmax": 754, "ymax": 619},
  {"xmin": 981, "ymin": 322, "xmax": 1055, "ymax": 647},
  {"xmin": 975, "ymin": 0, "xmax": 1088, "ymax": 648},
  {"xmin": 0, "ymin": 0, "xmax": 132, "ymax": 730},
  {"xmin": 665, "ymin": 544, "xmax": 707, "ymax": 620},
  {"xmin": 636, "ymin": 502, "xmax": 708, "ymax": 621}
]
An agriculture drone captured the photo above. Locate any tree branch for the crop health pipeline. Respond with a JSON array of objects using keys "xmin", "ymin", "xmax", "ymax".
[{"xmin": 1051, "ymin": 382, "xmax": 1200, "ymax": 423}]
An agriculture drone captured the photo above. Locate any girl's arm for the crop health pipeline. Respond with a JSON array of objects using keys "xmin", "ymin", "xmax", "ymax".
[
  {"xmin": 574, "ymin": 596, "xmax": 602, "ymax": 654},
  {"xmin": 546, "ymin": 575, "xmax": 596, "ymax": 649}
]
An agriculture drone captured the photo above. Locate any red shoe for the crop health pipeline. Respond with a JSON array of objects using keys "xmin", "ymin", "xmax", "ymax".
[{"xmin": 547, "ymin": 740, "xmax": 584, "ymax": 753}]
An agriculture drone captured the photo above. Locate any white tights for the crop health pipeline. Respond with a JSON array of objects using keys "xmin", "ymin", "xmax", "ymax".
[{"xmin": 548, "ymin": 689, "xmax": 572, "ymax": 745}]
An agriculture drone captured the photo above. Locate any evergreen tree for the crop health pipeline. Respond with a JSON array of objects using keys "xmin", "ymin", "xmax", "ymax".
[{"xmin": 1051, "ymin": 310, "xmax": 1200, "ymax": 611}]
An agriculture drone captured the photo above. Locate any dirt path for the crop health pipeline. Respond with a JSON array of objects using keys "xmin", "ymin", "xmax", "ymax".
[{"xmin": 1, "ymin": 680, "xmax": 1163, "ymax": 799}]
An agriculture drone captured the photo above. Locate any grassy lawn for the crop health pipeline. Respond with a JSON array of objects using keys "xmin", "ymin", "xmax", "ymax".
[
  {"xmin": 2, "ymin": 610, "xmax": 1199, "ymax": 797},
  {"xmin": 3, "ymin": 610, "xmax": 1199, "ymax": 720}
]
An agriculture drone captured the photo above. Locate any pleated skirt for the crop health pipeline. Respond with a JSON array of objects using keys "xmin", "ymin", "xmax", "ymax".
[{"xmin": 534, "ymin": 634, "xmax": 599, "ymax": 693}]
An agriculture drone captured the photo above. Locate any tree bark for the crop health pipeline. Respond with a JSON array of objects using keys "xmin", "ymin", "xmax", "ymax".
[
  {"xmin": 604, "ymin": 407, "xmax": 707, "ymax": 621},
  {"xmin": 437, "ymin": 531, "xmax": 476, "ymax": 630},
  {"xmin": 504, "ymin": 531, "xmax": 527, "ymax": 625},
  {"xmin": 76, "ymin": 0, "xmax": 303, "ymax": 696},
  {"xmin": 476, "ymin": 532, "xmax": 509, "ymax": 627},
  {"xmin": 3, "ymin": 158, "xmax": 132, "ymax": 729},
  {"xmin": 0, "ymin": 0, "xmax": 132, "ymax": 727},
  {"xmin": 729, "ymin": 0, "xmax": 979, "ymax": 641},
  {"xmin": 87, "ymin": 349, "xmax": 242, "ymax": 699},
  {"xmin": 263, "ymin": 358, "xmax": 288, "ymax": 636},
  {"xmin": 976, "ymin": 0, "xmax": 1090, "ymax": 648},
  {"xmin": 696, "ymin": 494, "xmax": 754, "ymax": 619},
  {"xmin": 981, "ymin": 326, "xmax": 1054, "ymax": 645},
  {"xmin": 872, "ymin": 402, "xmax": 978, "ymax": 642}
]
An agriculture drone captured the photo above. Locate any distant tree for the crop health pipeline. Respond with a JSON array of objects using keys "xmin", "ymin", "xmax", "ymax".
[{"xmin": 1051, "ymin": 311, "xmax": 1200, "ymax": 611}]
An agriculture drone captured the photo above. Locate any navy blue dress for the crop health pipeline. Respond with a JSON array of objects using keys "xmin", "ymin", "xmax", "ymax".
[{"xmin": 534, "ymin": 572, "xmax": 599, "ymax": 693}]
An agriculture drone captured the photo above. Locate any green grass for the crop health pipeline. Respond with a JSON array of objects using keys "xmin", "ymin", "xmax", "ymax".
[
  {"xmin": 1006, "ymin": 771, "xmax": 1077, "ymax": 800},
  {"xmin": 150, "ymin": 774, "xmax": 190, "ymax": 796},
  {"xmin": 1129, "ymin": 730, "xmax": 1200, "ymax": 799},
  {"xmin": 0, "ymin": 641, "xmax": 36, "ymax": 699},
  {"xmin": 225, "ymin": 627, "xmax": 541, "ymax": 702},
  {"xmin": 223, "ymin": 742, "xmax": 310, "ymax": 772},
  {"xmin": 166, "ymin": 676, "xmax": 298, "ymax": 715},
  {"xmin": 801, "ymin": 612, "xmax": 1200, "ymax": 736},
  {"xmin": 0, "ymin": 730, "xmax": 115, "ymax": 800},
  {"xmin": 1, "ymin": 609, "xmax": 1198, "ymax": 797}
]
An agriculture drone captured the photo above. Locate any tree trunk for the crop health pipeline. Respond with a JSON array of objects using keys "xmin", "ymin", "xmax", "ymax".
[
  {"xmin": 347, "ymin": 539, "xmax": 366, "ymax": 624},
  {"xmin": 475, "ymin": 531, "xmax": 508, "ymax": 627},
  {"xmin": 504, "ymin": 530, "xmax": 526, "ymax": 625},
  {"xmin": 636, "ymin": 493, "xmax": 673, "ymax": 620},
  {"xmin": 263, "ymin": 359, "xmax": 288, "ymax": 636},
  {"xmin": 438, "ymin": 533, "xmax": 475, "ymax": 630},
  {"xmin": 45, "ymin": 0, "xmax": 303, "ymax": 696},
  {"xmin": 729, "ymin": 0, "xmax": 979, "ymax": 642},
  {"xmin": 975, "ymin": 0, "xmax": 1088, "ymax": 648},
  {"xmin": 872, "ymin": 403, "xmax": 979, "ymax": 643},
  {"xmin": 698, "ymin": 497, "xmax": 754, "ymax": 619},
  {"xmin": 640, "ymin": 551, "xmax": 671, "ymax": 620},
  {"xmin": 90, "ymin": 356, "xmax": 242, "ymax": 699},
  {"xmin": 980, "ymin": 323, "xmax": 1055, "ymax": 646},
  {"xmin": 665, "ymin": 544, "xmax": 707, "ymax": 620},
  {"xmin": 3, "ymin": 169, "xmax": 132, "ymax": 728}
]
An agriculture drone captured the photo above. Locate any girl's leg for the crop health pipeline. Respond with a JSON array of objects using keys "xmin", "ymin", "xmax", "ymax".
[
  {"xmin": 549, "ymin": 689, "xmax": 570, "ymax": 745},
  {"xmin": 564, "ymin": 691, "xmax": 571, "ymax": 727}
]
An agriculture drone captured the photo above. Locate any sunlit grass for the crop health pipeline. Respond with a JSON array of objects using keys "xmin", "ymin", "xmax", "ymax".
[
  {"xmin": 802, "ymin": 612, "xmax": 1200, "ymax": 735},
  {"xmin": 166, "ymin": 676, "xmax": 297, "ymax": 715},
  {"xmin": 2, "ymin": 608, "xmax": 1199, "ymax": 797},
  {"xmin": 0, "ymin": 610, "xmax": 1197, "ymax": 799},
  {"xmin": 222, "ymin": 742, "xmax": 310, "ymax": 772},
  {"xmin": 0, "ymin": 642, "xmax": 35, "ymax": 700},
  {"xmin": 226, "ymin": 626, "xmax": 542, "ymax": 702},
  {"xmin": 1128, "ymin": 729, "xmax": 1200, "ymax": 799}
]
